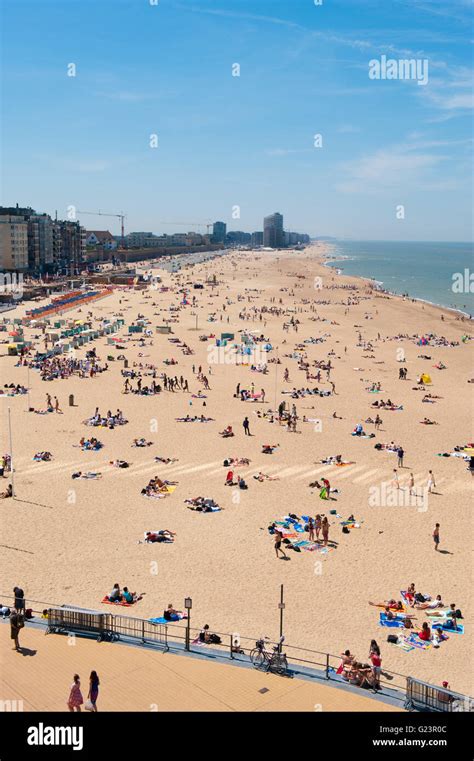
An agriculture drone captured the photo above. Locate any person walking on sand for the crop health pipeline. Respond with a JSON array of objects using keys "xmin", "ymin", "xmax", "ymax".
[
  {"xmin": 67, "ymin": 674, "xmax": 84, "ymax": 712},
  {"xmin": 274, "ymin": 530, "xmax": 287, "ymax": 559},
  {"xmin": 322, "ymin": 516, "xmax": 329, "ymax": 546},
  {"xmin": 433, "ymin": 523, "xmax": 440, "ymax": 551},
  {"xmin": 314, "ymin": 514, "xmax": 322, "ymax": 541},
  {"xmin": 87, "ymin": 671, "xmax": 100, "ymax": 712},
  {"xmin": 427, "ymin": 470, "xmax": 436, "ymax": 493},
  {"xmin": 392, "ymin": 469, "xmax": 400, "ymax": 490},
  {"xmin": 243, "ymin": 416, "xmax": 250, "ymax": 436},
  {"xmin": 408, "ymin": 472, "xmax": 415, "ymax": 496},
  {"xmin": 397, "ymin": 446, "xmax": 404, "ymax": 468},
  {"xmin": 54, "ymin": 396, "xmax": 62, "ymax": 414},
  {"xmin": 10, "ymin": 611, "xmax": 23, "ymax": 651}
]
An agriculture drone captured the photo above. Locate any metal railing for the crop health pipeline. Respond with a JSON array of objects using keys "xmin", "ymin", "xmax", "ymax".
[
  {"xmin": 47, "ymin": 608, "xmax": 115, "ymax": 642},
  {"xmin": 2, "ymin": 591, "xmax": 472, "ymax": 711},
  {"xmin": 406, "ymin": 677, "xmax": 474, "ymax": 712}
]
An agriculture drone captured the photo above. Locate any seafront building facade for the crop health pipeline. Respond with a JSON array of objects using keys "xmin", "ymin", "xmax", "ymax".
[
  {"xmin": 0, "ymin": 205, "xmax": 86, "ymax": 275},
  {"xmin": 264, "ymin": 212, "xmax": 285, "ymax": 248},
  {"xmin": 0, "ymin": 214, "xmax": 29, "ymax": 271},
  {"xmin": 212, "ymin": 221, "xmax": 227, "ymax": 243}
]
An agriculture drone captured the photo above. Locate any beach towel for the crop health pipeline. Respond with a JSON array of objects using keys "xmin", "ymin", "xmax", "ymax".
[
  {"xmin": 432, "ymin": 622, "xmax": 464, "ymax": 635},
  {"xmin": 395, "ymin": 639, "xmax": 415, "ymax": 652},
  {"xmin": 379, "ymin": 617, "xmax": 405, "ymax": 628},
  {"xmin": 101, "ymin": 596, "xmax": 137, "ymax": 607},
  {"xmin": 407, "ymin": 634, "xmax": 432, "ymax": 650},
  {"xmin": 372, "ymin": 602, "xmax": 406, "ymax": 612},
  {"xmin": 149, "ymin": 615, "xmax": 187, "ymax": 624}
]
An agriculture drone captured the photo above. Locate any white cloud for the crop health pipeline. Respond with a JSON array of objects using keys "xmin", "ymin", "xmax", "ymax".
[
  {"xmin": 337, "ymin": 125, "xmax": 361, "ymax": 134},
  {"xmin": 335, "ymin": 143, "xmax": 450, "ymax": 193}
]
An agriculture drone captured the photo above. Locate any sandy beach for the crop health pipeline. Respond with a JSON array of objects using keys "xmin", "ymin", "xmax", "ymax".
[{"xmin": 1, "ymin": 244, "xmax": 472, "ymax": 695}]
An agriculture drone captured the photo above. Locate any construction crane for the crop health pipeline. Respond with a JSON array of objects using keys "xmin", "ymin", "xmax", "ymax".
[
  {"xmin": 160, "ymin": 221, "xmax": 213, "ymax": 235},
  {"xmin": 77, "ymin": 210, "xmax": 126, "ymax": 246}
]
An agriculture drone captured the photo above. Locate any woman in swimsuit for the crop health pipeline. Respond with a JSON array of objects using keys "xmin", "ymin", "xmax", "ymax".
[
  {"xmin": 315, "ymin": 514, "xmax": 322, "ymax": 540},
  {"xmin": 274, "ymin": 531, "xmax": 287, "ymax": 559}
]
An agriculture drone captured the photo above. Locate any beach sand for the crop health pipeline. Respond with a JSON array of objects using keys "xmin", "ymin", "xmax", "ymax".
[{"xmin": 0, "ymin": 244, "xmax": 472, "ymax": 695}]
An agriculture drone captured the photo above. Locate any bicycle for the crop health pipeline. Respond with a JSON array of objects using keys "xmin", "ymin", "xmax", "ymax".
[{"xmin": 250, "ymin": 636, "xmax": 289, "ymax": 675}]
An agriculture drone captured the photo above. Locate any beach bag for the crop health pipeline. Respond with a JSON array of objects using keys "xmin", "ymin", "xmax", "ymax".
[
  {"xmin": 342, "ymin": 526, "xmax": 350, "ymax": 534},
  {"xmin": 84, "ymin": 699, "xmax": 94, "ymax": 712},
  {"xmin": 387, "ymin": 635, "xmax": 398, "ymax": 644},
  {"xmin": 455, "ymin": 609, "xmax": 463, "ymax": 619},
  {"xmin": 210, "ymin": 634, "xmax": 221, "ymax": 645},
  {"xmin": 414, "ymin": 593, "xmax": 426, "ymax": 603},
  {"xmin": 25, "ymin": 608, "xmax": 33, "ymax": 619}
]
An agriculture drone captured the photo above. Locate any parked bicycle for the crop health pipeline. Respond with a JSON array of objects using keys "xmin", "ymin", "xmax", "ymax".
[{"xmin": 250, "ymin": 636, "xmax": 289, "ymax": 675}]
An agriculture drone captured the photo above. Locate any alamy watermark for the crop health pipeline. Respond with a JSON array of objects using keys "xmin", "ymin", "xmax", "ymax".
[
  {"xmin": 369, "ymin": 55, "xmax": 429, "ymax": 86},
  {"xmin": 369, "ymin": 482, "xmax": 428, "ymax": 512},
  {"xmin": 452, "ymin": 269, "xmax": 473, "ymax": 293},
  {"xmin": 207, "ymin": 345, "xmax": 268, "ymax": 366},
  {"xmin": 0, "ymin": 272, "xmax": 24, "ymax": 299}
]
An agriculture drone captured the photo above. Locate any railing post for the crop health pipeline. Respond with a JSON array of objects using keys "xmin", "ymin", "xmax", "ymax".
[
  {"xmin": 230, "ymin": 635, "xmax": 234, "ymax": 660},
  {"xmin": 142, "ymin": 619, "xmax": 145, "ymax": 644},
  {"xmin": 326, "ymin": 653, "xmax": 330, "ymax": 680}
]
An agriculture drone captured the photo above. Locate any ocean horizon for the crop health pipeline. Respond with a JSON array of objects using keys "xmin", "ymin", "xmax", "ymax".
[{"xmin": 325, "ymin": 240, "xmax": 474, "ymax": 316}]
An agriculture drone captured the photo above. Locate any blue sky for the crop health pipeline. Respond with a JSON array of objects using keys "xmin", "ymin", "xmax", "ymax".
[{"xmin": 2, "ymin": 0, "xmax": 473, "ymax": 240}]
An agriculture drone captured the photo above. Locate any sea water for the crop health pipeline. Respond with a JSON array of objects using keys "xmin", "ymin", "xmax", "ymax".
[{"xmin": 326, "ymin": 240, "xmax": 474, "ymax": 316}]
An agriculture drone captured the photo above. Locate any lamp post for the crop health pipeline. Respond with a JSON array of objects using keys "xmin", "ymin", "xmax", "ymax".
[
  {"xmin": 26, "ymin": 363, "xmax": 30, "ymax": 413},
  {"xmin": 278, "ymin": 584, "xmax": 285, "ymax": 642},
  {"xmin": 184, "ymin": 597, "xmax": 192, "ymax": 651},
  {"xmin": 8, "ymin": 407, "xmax": 15, "ymax": 498}
]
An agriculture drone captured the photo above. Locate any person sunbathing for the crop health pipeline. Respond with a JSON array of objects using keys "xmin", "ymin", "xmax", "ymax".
[
  {"xmin": 110, "ymin": 460, "xmax": 129, "ymax": 468},
  {"xmin": 0, "ymin": 484, "xmax": 12, "ymax": 499},
  {"xmin": 133, "ymin": 438, "xmax": 152, "ymax": 447},
  {"xmin": 108, "ymin": 583, "xmax": 121, "ymax": 602},
  {"xmin": 185, "ymin": 496, "xmax": 220, "ymax": 512},
  {"xmin": 421, "ymin": 418, "xmax": 438, "ymax": 424},
  {"xmin": 163, "ymin": 603, "xmax": 183, "ymax": 621},
  {"xmin": 418, "ymin": 622, "xmax": 431, "ymax": 641},
  {"xmin": 404, "ymin": 583, "xmax": 416, "ymax": 606},
  {"xmin": 34, "ymin": 451, "xmax": 52, "ymax": 461},
  {"xmin": 72, "ymin": 472, "xmax": 102, "ymax": 479},
  {"xmin": 262, "ymin": 444, "xmax": 278, "ymax": 454},
  {"xmin": 145, "ymin": 530, "xmax": 176, "ymax": 543},
  {"xmin": 369, "ymin": 599, "xmax": 404, "ymax": 611},
  {"xmin": 415, "ymin": 594, "xmax": 444, "ymax": 610},
  {"xmin": 220, "ymin": 425, "xmax": 234, "ymax": 437},
  {"xmin": 122, "ymin": 587, "xmax": 139, "ymax": 604}
]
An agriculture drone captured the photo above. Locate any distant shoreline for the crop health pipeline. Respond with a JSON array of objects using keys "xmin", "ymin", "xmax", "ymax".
[{"xmin": 318, "ymin": 245, "xmax": 472, "ymax": 320}]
